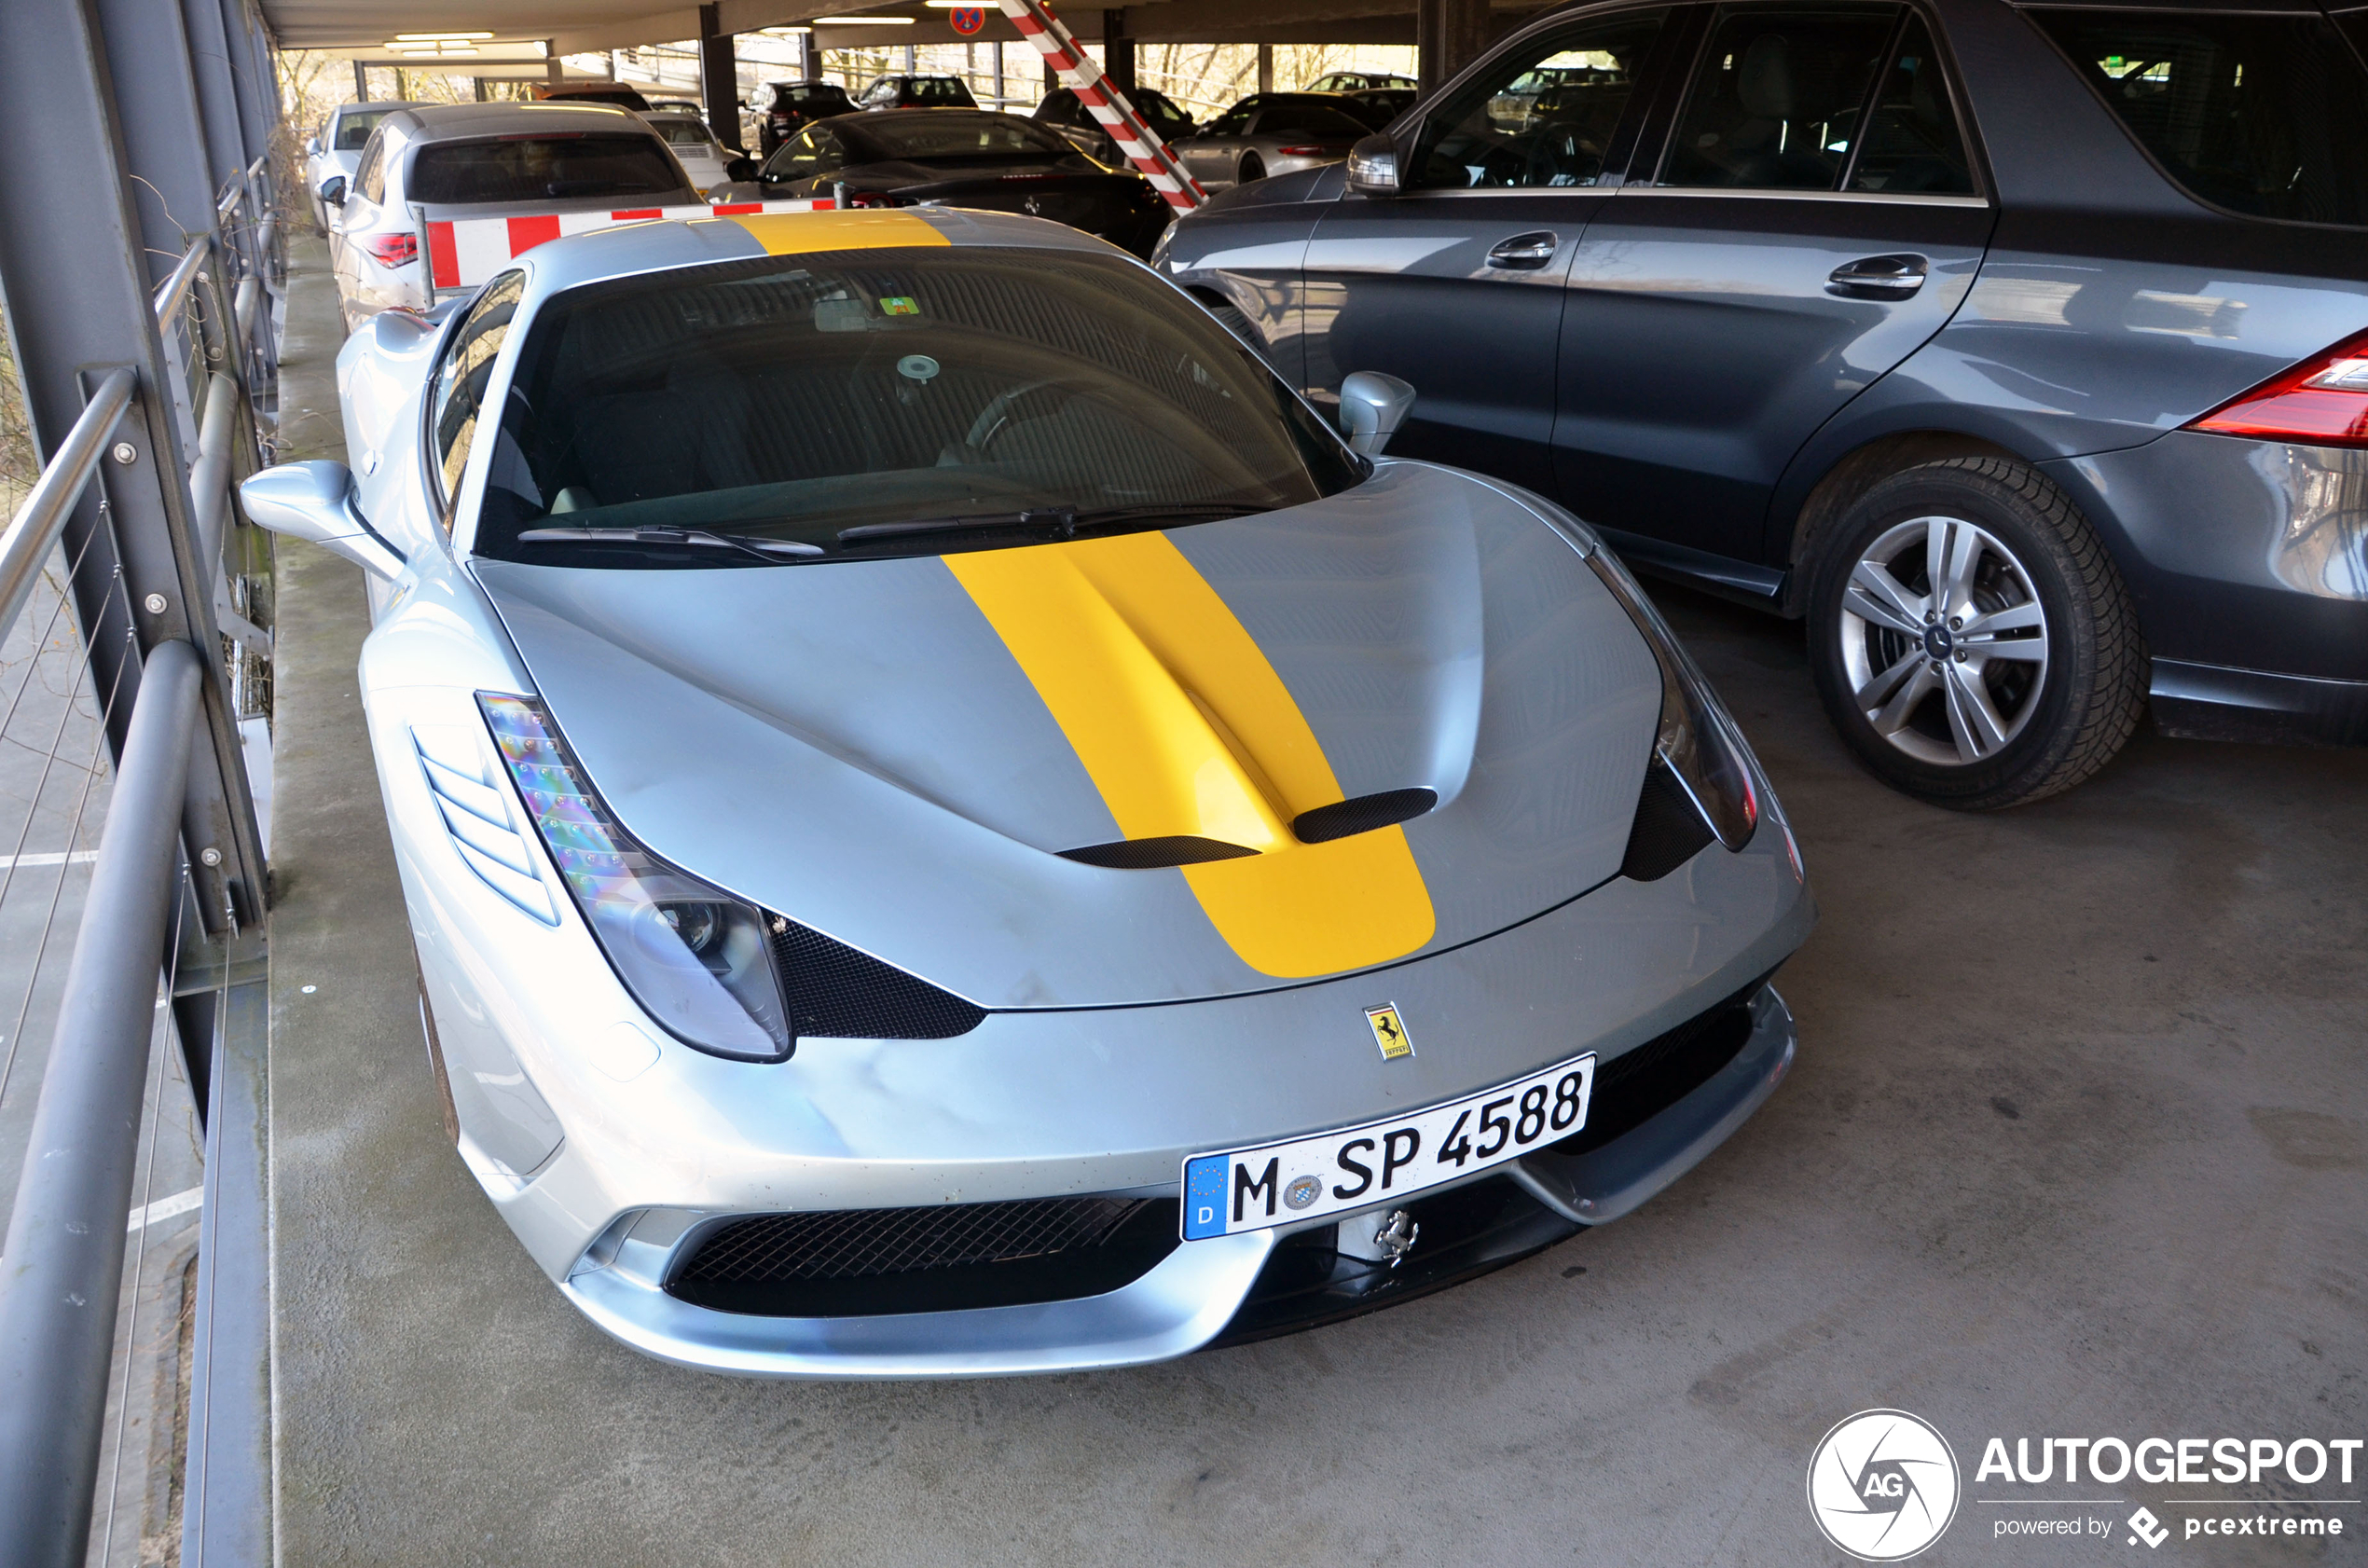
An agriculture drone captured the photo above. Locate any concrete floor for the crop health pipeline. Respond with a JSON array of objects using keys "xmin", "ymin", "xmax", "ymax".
[{"xmin": 265, "ymin": 241, "xmax": 2365, "ymax": 1565}]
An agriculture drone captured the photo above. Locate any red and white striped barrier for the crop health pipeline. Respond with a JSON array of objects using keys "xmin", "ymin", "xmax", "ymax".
[
  {"xmin": 992, "ymin": 0, "xmax": 1205, "ymax": 213},
  {"xmin": 423, "ymin": 199, "xmax": 838, "ymax": 291}
]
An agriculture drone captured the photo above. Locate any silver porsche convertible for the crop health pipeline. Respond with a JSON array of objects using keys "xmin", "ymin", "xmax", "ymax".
[{"xmin": 242, "ymin": 207, "xmax": 1813, "ymax": 1378}]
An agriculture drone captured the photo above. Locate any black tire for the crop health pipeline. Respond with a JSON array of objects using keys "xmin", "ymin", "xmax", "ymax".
[
  {"xmin": 1237, "ymin": 154, "xmax": 1266, "ymax": 184},
  {"xmin": 1806, "ymin": 456, "xmax": 2145, "ymax": 809},
  {"xmin": 1204, "ymin": 300, "xmax": 1261, "ymax": 349}
]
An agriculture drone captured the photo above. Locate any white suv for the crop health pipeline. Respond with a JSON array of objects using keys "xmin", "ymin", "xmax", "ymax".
[{"xmin": 326, "ymin": 102, "xmax": 700, "ymax": 334}]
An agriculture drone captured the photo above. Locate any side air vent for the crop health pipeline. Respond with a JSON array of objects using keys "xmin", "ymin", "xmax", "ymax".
[
  {"xmin": 1292, "ymin": 787, "xmax": 1438, "ymax": 845},
  {"xmin": 1058, "ymin": 835, "xmax": 1259, "ymax": 869},
  {"xmin": 767, "ymin": 919, "xmax": 986, "ymax": 1039},
  {"xmin": 1619, "ymin": 759, "xmax": 1714, "ymax": 881}
]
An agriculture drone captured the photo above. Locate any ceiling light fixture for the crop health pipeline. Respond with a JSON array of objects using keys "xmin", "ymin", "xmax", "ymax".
[
  {"xmin": 392, "ymin": 31, "xmax": 494, "ymax": 40},
  {"xmin": 815, "ymin": 14, "xmax": 917, "ymax": 22}
]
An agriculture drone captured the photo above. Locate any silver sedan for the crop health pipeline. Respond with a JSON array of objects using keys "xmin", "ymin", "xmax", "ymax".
[{"xmin": 240, "ymin": 206, "xmax": 1811, "ymax": 1378}]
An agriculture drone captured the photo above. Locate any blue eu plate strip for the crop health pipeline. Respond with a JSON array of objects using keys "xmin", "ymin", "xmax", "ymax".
[{"xmin": 1181, "ymin": 1155, "xmax": 1231, "ymax": 1240}]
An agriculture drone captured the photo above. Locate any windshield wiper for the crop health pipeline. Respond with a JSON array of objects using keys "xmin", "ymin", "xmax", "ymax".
[
  {"xmin": 516, "ymin": 525, "xmax": 823, "ymax": 564},
  {"xmin": 836, "ymin": 502, "xmax": 1245, "ymax": 545}
]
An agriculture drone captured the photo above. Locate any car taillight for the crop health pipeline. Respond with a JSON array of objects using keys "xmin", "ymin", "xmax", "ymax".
[
  {"xmin": 365, "ymin": 233, "xmax": 418, "ymax": 268},
  {"xmin": 2189, "ymin": 326, "xmax": 2368, "ymax": 448},
  {"xmin": 844, "ymin": 190, "xmax": 902, "ymax": 208},
  {"xmin": 1274, "ymin": 145, "xmax": 1327, "ymax": 157}
]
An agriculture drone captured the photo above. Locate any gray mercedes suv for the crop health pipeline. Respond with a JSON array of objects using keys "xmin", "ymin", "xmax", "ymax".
[{"xmin": 1152, "ymin": 0, "xmax": 2368, "ymax": 807}]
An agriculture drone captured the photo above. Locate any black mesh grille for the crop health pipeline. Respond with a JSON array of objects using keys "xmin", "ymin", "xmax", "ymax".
[
  {"xmin": 676, "ymin": 1197, "xmax": 1150, "ymax": 1285},
  {"xmin": 1620, "ymin": 759, "xmax": 1714, "ymax": 881},
  {"xmin": 1058, "ymin": 835, "xmax": 1259, "ymax": 869},
  {"xmin": 767, "ymin": 917, "xmax": 986, "ymax": 1040},
  {"xmin": 1549, "ymin": 978, "xmax": 1766, "ymax": 1158},
  {"xmin": 1293, "ymin": 788, "xmax": 1438, "ymax": 845}
]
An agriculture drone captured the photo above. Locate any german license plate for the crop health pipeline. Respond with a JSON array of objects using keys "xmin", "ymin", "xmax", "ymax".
[{"xmin": 1180, "ymin": 1051, "xmax": 1596, "ymax": 1239}]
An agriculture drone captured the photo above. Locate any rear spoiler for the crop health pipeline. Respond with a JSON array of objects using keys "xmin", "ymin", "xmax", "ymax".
[{"xmin": 406, "ymin": 199, "xmax": 839, "ymax": 297}]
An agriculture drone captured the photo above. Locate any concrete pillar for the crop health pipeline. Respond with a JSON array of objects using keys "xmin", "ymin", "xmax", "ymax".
[
  {"xmin": 354, "ymin": 60, "xmax": 368, "ymax": 99},
  {"xmin": 699, "ymin": 4, "xmax": 743, "ymax": 148},
  {"xmin": 1416, "ymin": 0, "xmax": 1492, "ymax": 95},
  {"xmin": 1102, "ymin": 10, "xmax": 1134, "ymax": 94},
  {"xmin": 902, "ymin": 43, "xmax": 916, "ymax": 72},
  {"xmin": 545, "ymin": 40, "xmax": 562, "ymax": 87},
  {"xmin": 993, "ymin": 39, "xmax": 1004, "ymax": 104},
  {"xmin": 1257, "ymin": 44, "xmax": 1273, "ymax": 93}
]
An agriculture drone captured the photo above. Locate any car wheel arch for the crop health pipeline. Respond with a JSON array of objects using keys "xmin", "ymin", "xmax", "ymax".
[{"xmin": 1780, "ymin": 430, "xmax": 2027, "ymax": 617}]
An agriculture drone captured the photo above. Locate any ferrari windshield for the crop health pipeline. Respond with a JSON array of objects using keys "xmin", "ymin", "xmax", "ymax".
[{"xmin": 474, "ymin": 245, "xmax": 1362, "ymax": 565}]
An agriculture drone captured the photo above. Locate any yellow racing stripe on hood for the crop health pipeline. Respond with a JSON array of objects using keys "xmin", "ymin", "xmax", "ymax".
[
  {"xmin": 723, "ymin": 210, "xmax": 951, "ymax": 254},
  {"xmin": 947, "ymin": 531, "xmax": 1435, "ymax": 978}
]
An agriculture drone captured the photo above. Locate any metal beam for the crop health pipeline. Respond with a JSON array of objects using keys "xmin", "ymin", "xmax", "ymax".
[
  {"xmin": 0, "ymin": 639, "xmax": 203, "ymax": 1568},
  {"xmin": 0, "ymin": 0, "xmax": 268, "ymax": 937}
]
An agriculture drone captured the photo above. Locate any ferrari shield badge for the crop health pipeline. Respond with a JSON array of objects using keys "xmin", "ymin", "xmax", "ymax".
[{"xmin": 1365, "ymin": 1003, "xmax": 1413, "ymax": 1061}]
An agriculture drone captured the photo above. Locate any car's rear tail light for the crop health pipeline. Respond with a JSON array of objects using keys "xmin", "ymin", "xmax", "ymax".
[
  {"xmin": 843, "ymin": 190, "xmax": 902, "ymax": 208},
  {"xmin": 365, "ymin": 232, "xmax": 418, "ymax": 268},
  {"xmin": 1275, "ymin": 145, "xmax": 1328, "ymax": 157},
  {"xmin": 2189, "ymin": 326, "xmax": 2368, "ymax": 447}
]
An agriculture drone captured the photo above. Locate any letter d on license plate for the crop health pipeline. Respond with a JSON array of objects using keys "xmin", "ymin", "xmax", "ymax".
[{"xmin": 1180, "ymin": 1050, "xmax": 1596, "ymax": 1239}]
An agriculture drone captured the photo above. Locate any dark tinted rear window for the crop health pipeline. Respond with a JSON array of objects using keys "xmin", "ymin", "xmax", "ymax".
[
  {"xmin": 853, "ymin": 117, "xmax": 1073, "ymax": 160},
  {"xmin": 908, "ymin": 77, "xmax": 975, "ymax": 104},
  {"xmin": 2031, "ymin": 9, "xmax": 2368, "ymax": 227},
  {"xmin": 409, "ymin": 135, "xmax": 685, "ymax": 204},
  {"xmin": 1253, "ymin": 104, "xmax": 1370, "ymax": 138}
]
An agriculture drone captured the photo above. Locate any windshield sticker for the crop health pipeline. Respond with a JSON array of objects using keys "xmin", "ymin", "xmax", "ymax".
[{"xmin": 880, "ymin": 296, "xmax": 921, "ymax": 316}]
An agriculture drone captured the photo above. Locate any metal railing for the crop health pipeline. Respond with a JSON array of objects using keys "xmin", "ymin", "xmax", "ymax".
[{"xmin": 0, "ymin": 145, "xmax": 282, "ymax": 1568}]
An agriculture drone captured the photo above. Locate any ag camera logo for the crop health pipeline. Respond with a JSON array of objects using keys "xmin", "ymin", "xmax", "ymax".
[{"xmin": 1807, "ymin": 1410, "xmax": 1962, "ymax": 1561}]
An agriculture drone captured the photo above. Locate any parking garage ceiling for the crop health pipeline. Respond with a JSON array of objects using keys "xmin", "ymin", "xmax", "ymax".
[{"xmin": 258, "ymin": 0, "xmax": 1494, "ymax": 54}]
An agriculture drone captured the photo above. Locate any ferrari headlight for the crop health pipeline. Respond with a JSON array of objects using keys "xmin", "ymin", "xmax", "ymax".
[
  {"xmin": 1585, "ymin": 548, "xmax": 1759, "ymax": 858},
  {"xmin": 479, "ymin": 694, "xmax": 794, "ymax": 1062}
]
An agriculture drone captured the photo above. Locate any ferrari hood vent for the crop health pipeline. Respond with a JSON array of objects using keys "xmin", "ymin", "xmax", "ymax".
[
  {"xmin": 1058, "ymin": 835, "xmax": 1259, "ymax": 870},
  {"xmin": 1062, "ymin": 789, "xmax": 1441, "ymax": 869},
  {"xmin": 1293, "ymin": 788, "xmax": 1438, "ymax": 845}
]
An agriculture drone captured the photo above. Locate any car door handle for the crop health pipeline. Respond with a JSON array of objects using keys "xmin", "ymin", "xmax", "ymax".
[
  {"xmin": 1485, "ymin": 231, "xmax": 1560, "ymax": 269},
  {"xmin": 1827, "ymin": 254, "xmax": 1928, "ymax": 297}
]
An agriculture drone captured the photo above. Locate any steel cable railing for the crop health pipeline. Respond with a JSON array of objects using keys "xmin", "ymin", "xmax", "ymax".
[{"xmin": 0, "ymin": 141, "xmax": 281, "ymax": 1568}]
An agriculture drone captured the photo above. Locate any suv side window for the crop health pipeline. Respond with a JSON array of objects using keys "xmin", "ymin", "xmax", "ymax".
[
  {"xmin": 2027, "ymin": 8, "xmax": 2368, "ymax": 227},
  {"xmin": 1409, "ymin": 9, "xmax": 1672, "ymax": 189},
  {"xmin": 1844, "ymin": 13, "xmax": 1975, "ymax": 194},
  {"xmin": 428, "ymin": 272, "xmax": 526, "ymax": 516},
  {"xmin": 1659, "ymin": 5, "xmax": 1902, "ymax": 191}
]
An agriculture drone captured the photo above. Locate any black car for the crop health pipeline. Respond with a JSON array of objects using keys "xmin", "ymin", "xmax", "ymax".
[
  {"xmin": 857, "ymin": 75, "xmax": 980, "ymax": 111},
  {"xmin": 757, "ymin": 80, "xmax": 859, "ymax": 156},
  {"xmin": 1157, "ymin": 0, "xmax": 2368, "ymax": 807},
  {"xmin": 713, "ymin": 109, "xmax": 1171, "ymax": 257},
  {"xmin": 1341, "ymin": 88, "xmax": 1419, "ymax": 129},
  {"xmin": 1035, "ymin": 85, "xmax": 1197, "ymax": 165}
]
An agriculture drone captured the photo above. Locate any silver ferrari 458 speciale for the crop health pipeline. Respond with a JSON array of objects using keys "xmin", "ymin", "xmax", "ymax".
[{"xmin": 242, "ymin": 206, "xmax": 1813, "ymax": 1378}]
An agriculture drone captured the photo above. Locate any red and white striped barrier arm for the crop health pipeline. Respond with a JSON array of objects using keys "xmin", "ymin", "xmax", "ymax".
[
  {"xmin": 992, "ymin": 0, "xmax": 1205, "ymax": 213},
  {"xmin": 422, "ymin": 199, "xmax": 838, "ymax": 292}
]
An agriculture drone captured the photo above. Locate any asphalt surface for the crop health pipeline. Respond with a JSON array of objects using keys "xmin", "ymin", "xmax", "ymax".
[{"xmin": 266, "ymin": 237, "xmax": 2366, "ymax": 1565}]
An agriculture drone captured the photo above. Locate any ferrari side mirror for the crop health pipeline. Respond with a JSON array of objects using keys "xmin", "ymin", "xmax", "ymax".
[
  {"xmin": 725, "ymin": 156, "xmax": 758, "ymax": 182},
  {"xmin": 321, "ymin": 176, "xmax": 348, "ymax": 206},
  {"xmin": 241, "ymin": 461, "xmax": 407, "ymax": 580},
  {"xmin": 1339, "ymin": 371, "xmax": 1417, "ymax": 456}
]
